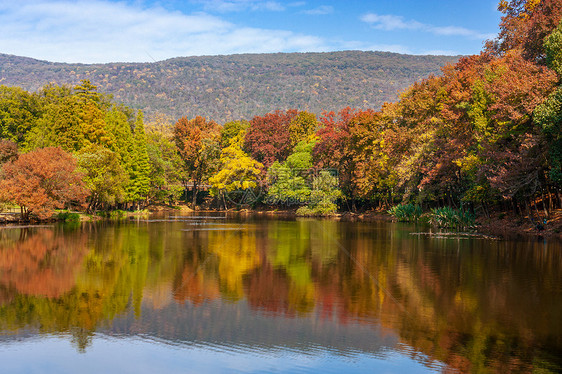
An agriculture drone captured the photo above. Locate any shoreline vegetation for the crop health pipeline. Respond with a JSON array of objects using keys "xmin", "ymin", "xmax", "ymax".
[
  {"xmin": 2, "ymin": 1, "xmax": 562, "ymax": 239},
  {"xmin": 2, "ymin": 203, "xmax": 561, "ymax": 240}
]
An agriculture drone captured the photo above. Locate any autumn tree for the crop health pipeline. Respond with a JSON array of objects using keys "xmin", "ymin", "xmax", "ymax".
[
  {"xmin": 25, "ymin": 81, "xmax": 112, "ymax": 152},
  {"xmin": 244, "ymin": 109, "xmax": 297, "ymax": 168},
  {"xmin": 174, "ymin": 116, "xmax": 220, "ymax": 208},
  {"xmin": 313, "ymin": 108, "xmax": 391, "ymax": 210},
  {"xmin": 296, "ymin": 171, "xmax": 342, "ymax": 216},
  {"xmin": 534, "ymin": 20, "xmax": 562, "ymax": 186},
  {"xmin": 209, "ymin": 144, "xmax": 263, "ymax": 209},
  {"xmin": 0, "ymin": 139, "xmax": 18, "ymax": 165},
  {"xmin": 288, "ymin": 111, "xmax": 317, "ymax": 148},
  {"xmin": 220, "ymin": 120, "xmax": 249, "ymax": 148},
  {"xmin": 489, "ymin": 0, "xmax": 562, "ymax": 62},
  {"xmin": 0, "ymin": 147, "xmax": 87, "ymax": 220}
]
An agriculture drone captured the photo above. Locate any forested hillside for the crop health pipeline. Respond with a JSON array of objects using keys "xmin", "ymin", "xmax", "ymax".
[{"xmin": 0, "ymin": 51, "xmax": 458, "ymax": 123}]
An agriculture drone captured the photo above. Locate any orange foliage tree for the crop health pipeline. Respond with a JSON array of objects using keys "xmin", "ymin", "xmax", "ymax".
[
  {"xmin": 0, "ymin": 147, "xmax": 87, "ymax": 219},
  {"xmin": 173, "ymin": 116, "xmax": 220, "ymax": 208}
]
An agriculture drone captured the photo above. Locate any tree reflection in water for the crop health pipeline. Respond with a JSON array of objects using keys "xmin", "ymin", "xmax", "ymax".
[{"xmin": 0, "ymin": 217, "xmax": 560, "ymax": 372}]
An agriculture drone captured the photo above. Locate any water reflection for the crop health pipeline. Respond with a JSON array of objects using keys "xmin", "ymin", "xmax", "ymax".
[{"xmin": 0, "ymin": 216, "xmax": 561, "ymax": 373}]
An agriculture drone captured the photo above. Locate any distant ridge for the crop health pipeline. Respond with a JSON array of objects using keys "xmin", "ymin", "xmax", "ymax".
[{"xmin": 0, "ymin": 51, "xmax": 460, "ymax": 123}]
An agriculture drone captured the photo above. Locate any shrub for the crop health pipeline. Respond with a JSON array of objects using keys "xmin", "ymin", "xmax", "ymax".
[
  {"xmin": 57, "ymin": 211, "xmax": 81, "ymax": 222},
  {"xmin": 428, "ymin": 207, "xmax": 475, "ymax": 230},
  {"xmin": 388, "ymin": 203, "xmax": 422, "ymax": 222}
]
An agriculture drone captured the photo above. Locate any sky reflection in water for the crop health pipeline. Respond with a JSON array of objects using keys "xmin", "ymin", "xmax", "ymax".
[{"xmin": 0, "ymin": 213, "xmax": 561, "ymax": 373}]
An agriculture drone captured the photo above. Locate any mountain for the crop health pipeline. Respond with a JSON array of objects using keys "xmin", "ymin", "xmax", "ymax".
[{"xmin": 0, "ymin": 51, "xmax": 459, "ymax": 123}]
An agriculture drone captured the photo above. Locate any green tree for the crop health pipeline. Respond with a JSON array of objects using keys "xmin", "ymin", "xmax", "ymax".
[
  {"xmin": 146, "ymin": 129, "xmax": 185, "ymax": 204},
  {"xmin": 266, "ymin": 139, "xmax": 316, "ymax": 206},
  {"xmin": 0, "ymin": 85, "xmax": 40, "ymax": 145},
  {"xmin": 296, "ymin": 171, "xmax": 342, "ymax": 216},
  {"xmin": 127, "ymin": 112, "xmax": 151, "ymax": 207},
  {"xmin": 77, "ymin": 145, "xmax": 128, "ymax": 212}
]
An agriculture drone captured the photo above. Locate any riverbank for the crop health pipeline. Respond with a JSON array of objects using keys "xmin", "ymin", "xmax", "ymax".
[
  {"xmin": 219, "ymin": 207, "xmax": 562, "ymax": 239},
  {"xmin": 3, "ymin": 204, "xmax": 561, "ymax": 240},
  {"xmin": 475, "ymin": 209, "xmax": 562, "ymax": 239}
]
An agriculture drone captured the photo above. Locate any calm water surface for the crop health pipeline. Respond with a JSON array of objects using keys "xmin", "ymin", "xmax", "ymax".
[{"xmin": 0, "ymin": 213, "xmax": 561, "ymax": 373}]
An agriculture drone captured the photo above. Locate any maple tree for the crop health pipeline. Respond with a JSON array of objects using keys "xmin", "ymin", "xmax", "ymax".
[
  {"xmin": 0, "ymin": 147, "xmax": 87, "ymax": 219},
  {"xmin": 243, "ymin": 109, "xmax": 297, "ymax": 168}
]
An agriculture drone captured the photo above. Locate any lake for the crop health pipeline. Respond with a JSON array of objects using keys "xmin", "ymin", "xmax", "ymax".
[{"xmin": 0, "ymin": 213, "xmax": 561, "ymax": 373}]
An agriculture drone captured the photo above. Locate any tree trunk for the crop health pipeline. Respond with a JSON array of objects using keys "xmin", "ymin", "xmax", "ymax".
[
  {"xmin": 533, "ymin": 196, "xmax": 540, "ymax": 218},
  {"xmin": 540, "ymin": 189, "xmax": 550, "ymax": 218},
  {"xmin": 192, "ymin": 181, "xmax": 199, "ymax": 210}
]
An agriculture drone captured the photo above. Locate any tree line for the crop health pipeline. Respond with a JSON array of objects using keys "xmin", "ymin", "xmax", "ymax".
[{"xmin": 1, "ymin": 0, "xmax": 562, "ymax": 220}]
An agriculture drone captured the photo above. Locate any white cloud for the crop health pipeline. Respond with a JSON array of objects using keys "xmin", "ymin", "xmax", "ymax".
[
  {"xmin": 190, "ymin": 0, "xmax": 285, "ymax": 13},
  {"xmin": 0, "ymin": 0, "xmax": 329, "ymax": 63},
  {"xmin": 302, "ymin": 5, "xmax": 334, "ymax": 15},
  {"xmin": 360, "ymin": 12, "xmax": 494, "ymax": 40},
  {"xmin": 360, "ymin": 13, "xmax": 423, "ymax": 31}
]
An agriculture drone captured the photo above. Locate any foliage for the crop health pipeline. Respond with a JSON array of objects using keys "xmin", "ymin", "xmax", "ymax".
[
  {"xmin": 428, "ymin": 207, "xmax": 475, "ymax": 230},
  {"xmin": 296, "ymin": 171, "xmax": 342, "ymax": 216},
  {"xmin": 146, "ymin": 129, "xmax": 185, "ymax": 203},
  {"xmin": 77, "ymin": 144, "xmax": 128, "ymax": 211},
  {"xmin": 25, "ymin": 81, "xmax": 112, "ymax": 152},
  {"xmin": 208, "ymin": 142, "xmax": 263, "ymax": 206},
  {"xmin": 0, "ymin": 147, "xmax": 87, "ymax": 219},
  {"xmin": 388, "ymin": 203, "xmax": 423, "ymax": 222},
  {"xmin": 244, "ymin": 109, "xmax": 296, "ymax": 168},
  {"xmin": 266, "ymin": 139, "xmax": 316, "ymax": 206},
  {"xmin": 489, "ymin": 0, "xmax": 562, "ymax": 61},
  {"xmin": 0, "ymin": 139, "xmax": 18, "ymax": 165},
  {"xmin": 57, "ymin": 211, "xmax": 81, "ymax": 222},
  {"xmin": 173, "ymin": 116, "xmax": 220, "ymax": 208},
  {"xmin": 288, "ymin": 111, "xmax": 317, "ymax": 147},
  {"xmin": 0, "ymin": 51, "xmax": 458, "ymax": 124},
  {"xmin": 545, "ymin": 19, "xmax": 562, "ymax": 75},
  {"xmin": 220, "ymin": 120, "xmax": 249, "ymax": 148},
  {"xmin": 0, "ymin": 85, "xmax": 39, "ymax": 145},
  {"xmin": 126, "ymin": 112, "xmax": 151, "ymax": 204}
]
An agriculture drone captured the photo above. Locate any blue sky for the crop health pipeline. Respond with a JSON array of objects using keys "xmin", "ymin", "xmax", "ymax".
[{"xmin": 0, "ymin": 0, "xmax": 502, "ymax": 63}]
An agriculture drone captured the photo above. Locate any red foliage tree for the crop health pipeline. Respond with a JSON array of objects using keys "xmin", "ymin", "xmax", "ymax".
[
  {"xmin": 0, "ymin": 139, "xmax": 18, "ymax": 165},
  {"xmin": 243, "ymin": 109, "xmax": 298, "ymax": 168},
  {"xmin": 313, "ymin": 107, "xmax": 383, "ymax": 208},
  {"xmin": 0, "ymin": 147, "xmax": 87, "ymax": 220}
]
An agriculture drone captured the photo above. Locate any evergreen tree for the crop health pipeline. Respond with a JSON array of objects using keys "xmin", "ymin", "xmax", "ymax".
[{"xmin": 127, "ymin": 112, "xmax": 151, "ymax": 207}]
